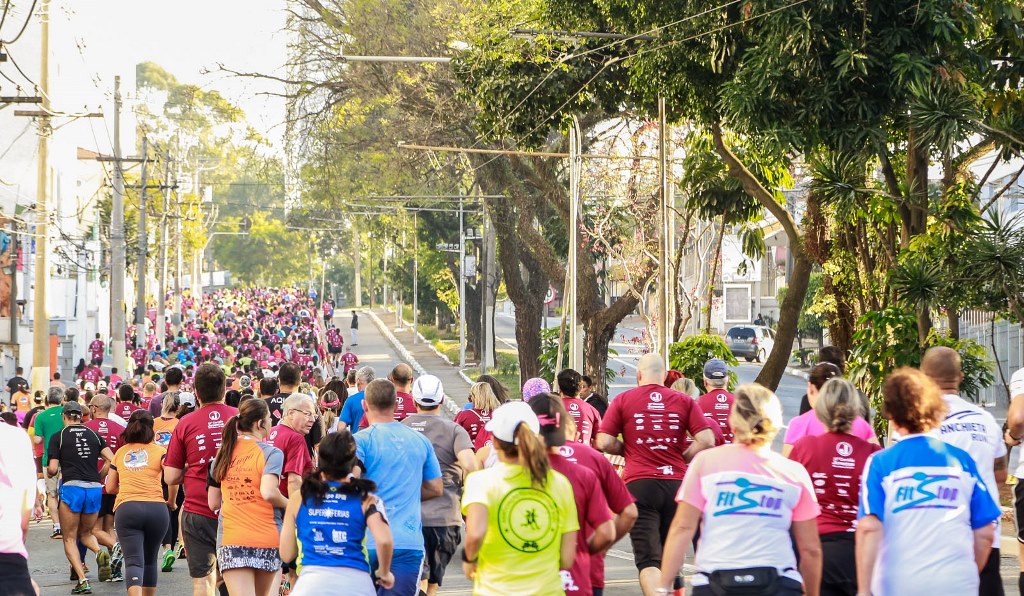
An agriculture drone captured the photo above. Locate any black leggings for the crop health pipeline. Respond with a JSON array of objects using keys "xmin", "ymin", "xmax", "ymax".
[
  {"xmin": 114, "ymin": 501, "xmax": 170, "ymax": 588},
  {"xmin": 162, "ymin": 482, "xmax": 184, "ymax": 546}
]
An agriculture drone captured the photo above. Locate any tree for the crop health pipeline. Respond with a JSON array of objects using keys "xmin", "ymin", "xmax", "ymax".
[{"xmin": 212, "ymin": 212, "xmax": 316, "ymax": 286}]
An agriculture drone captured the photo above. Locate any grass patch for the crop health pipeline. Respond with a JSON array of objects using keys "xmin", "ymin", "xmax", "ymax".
[{"xmin": 433, "ymin": 340, "xmax": 461, "ymax": 363}]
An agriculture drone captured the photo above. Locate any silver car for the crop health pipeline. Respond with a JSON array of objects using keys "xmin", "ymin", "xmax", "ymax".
[{"xmin": 726, "ymin": 325, "xmax": 776, "ymax": 362}]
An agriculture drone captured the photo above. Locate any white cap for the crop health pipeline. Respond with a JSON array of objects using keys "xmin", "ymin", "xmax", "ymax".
[
  {"xmin": 179, "ymin": 392, "xmax": 196, "ymax": 407},
  {"xmin": 84, "ymin": 382, "xmax": 96, "ymax": 391},
  {"xmin": 412, "ymin": 375, "xmax": 445, "ymax": 407},
  {"xmin": 485, "ymin": 401, "xmax": 540, "ymax": 444},
  {"xmin": 1011, "ymin": 368, "xmax": 1024, "ymax": 400}
]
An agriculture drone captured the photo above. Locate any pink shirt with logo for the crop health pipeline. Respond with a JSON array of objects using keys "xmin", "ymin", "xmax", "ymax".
[
  {"xmin": 563, "ymin": 397, "xmax": 602, "ymax": 446},
  {"xmin": 783, "ymin": 410, "xmax": 875, "ymax": 446},
  {"xmin": 678, "ymin": 443, "xmax": 820, "ymax": 587}
]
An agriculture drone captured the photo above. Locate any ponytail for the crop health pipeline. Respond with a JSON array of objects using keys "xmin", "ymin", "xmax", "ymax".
[
  {"xmin": 301, "ymin": 430, "xmax": 376, "ymax": 504},
  {"xmin": 494, "ymin": 422, "xmax": 550, "ymax": 488}
]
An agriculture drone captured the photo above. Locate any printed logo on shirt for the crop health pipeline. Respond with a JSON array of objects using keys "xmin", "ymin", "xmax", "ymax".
[
  {"xmin": 123, "ymin": 448, "xmax": 149, "ymax": 469},
  {"xmin": 561, "ymin": 570, "xmax": 581, "ymax": 593},
  {"xmin": 156, "ymin": 432, "xmax": 172, "ymax": 447},
  {"xmin": 892, "ymin": 472, "xmax": 961, "ymax": 513},
  {"xmin": 836, "ymin": 442, "xmax": 853, "ymax": 457},
  {"xmin": 716, "ymin": 394, "xmax": 727, "ymax": 403},
  {"xmin": 557, "ymin": 445, "xmax": 576, "ymax": 459},
  {"xmin": 497, "ymin": 488, "xmax": 559, "ymax": 553},
  {"xmin": 209, "ymin": 411, "xmax": 222, "ymax": 421},
  {"xmin": 713, "ymin": 478, "xmax": 785, "ymax": 517}
]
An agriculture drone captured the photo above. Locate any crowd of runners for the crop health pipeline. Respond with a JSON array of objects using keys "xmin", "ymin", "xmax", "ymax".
[{"xmin": 1, "ymin": 286, "xmax": 1022, "ymax": 596}]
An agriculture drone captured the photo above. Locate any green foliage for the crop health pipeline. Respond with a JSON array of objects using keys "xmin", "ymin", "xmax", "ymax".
[
  {"xmin": 668, "ymin": 334, "xmax": 740, "ymax": 393},
  {"xmin": 538, "ymin": 327, "xmax": 616, "ymax": 383},
  {"xmin": 210, "ymin": 212, "xmax": 316, "ymax": 287},
  {"xmin": 778, "ymin": 271, "xmax": 824, "ymax": 341},
  {"xmin": 849, "ymin": 307, "xmax": 996, "ymax": 432}
]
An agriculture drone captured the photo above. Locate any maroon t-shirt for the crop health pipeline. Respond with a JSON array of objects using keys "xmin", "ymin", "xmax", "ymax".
[
  {"xmin": 698, "ymin": 389, "xmax": 736, "ymax": 444},
  {"xmin": 563, "ymin": 397, "xmax": 602, "ymax": 446},
  {"xmin": 552, "ymin": 442, "xmax": 636, "ymax": 589},
  {"xmin": 788, "ymin": 432, "xmax": 880, "ymax": 534},
  {"xmin": 165, "ymin": 403, "xmax": 238, "ymax": 518},
  {"xmin": 85, "ymin": 417, "xmax": 125, "ymax": 494},
  {"xmin": 114, "ymin": 401, "xmax": 141, "ymax": 421},
  {"xmin": 453, "ymin": 408, "xmax": 490, "ymax": 443},
  {"xmin": 598, "ymin": 384, "xmax": 712, "ymax": 483},
  {"xmin": 265, "ymin": 423, "xmax": 313, "ymax": 497},
  {"xmin": 549, "ymin": 453, "xmax": 612, "ymax": 596},
  {"xmin": 358, "ymin": 391, "xmax": 416, "ymax": 428}
]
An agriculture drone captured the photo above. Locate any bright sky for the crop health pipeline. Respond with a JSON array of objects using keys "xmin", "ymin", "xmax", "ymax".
[{"xmin": 65, "ymin": 0, "xmax": 289, "ymax": 145}]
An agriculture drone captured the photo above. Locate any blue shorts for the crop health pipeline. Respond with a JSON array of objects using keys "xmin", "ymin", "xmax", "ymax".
[
  {"xmin": 368, "ymin": 548, "xmax": 424, "ymax": 596},
  {"xmin": 60, "ymin": 485, "xmax": 102, "ymax": 514}
]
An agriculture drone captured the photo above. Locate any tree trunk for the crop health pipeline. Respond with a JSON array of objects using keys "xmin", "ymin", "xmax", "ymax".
[
  {"xmin": 757, "ymin": 252, "xmax": 813, "ymax": 390},
  {"xmin": 916, "ymin": 305, "xmax": 932, "ymax": 347},
  {"xmin": 705, "ymin": 215, "xmax": 726, "ymax": 333},
  {"xmin": 947, "ymin": 309, "xmax": 960, "ymax": 340},
  {"xmin": 583, "ymin": 312, "xmax": 620, "ymax": 399}
]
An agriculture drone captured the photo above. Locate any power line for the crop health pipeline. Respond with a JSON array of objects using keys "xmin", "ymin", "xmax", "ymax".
[{"xmin": 0, "ymin": 0, "xmax": 37, "ymax": 44}]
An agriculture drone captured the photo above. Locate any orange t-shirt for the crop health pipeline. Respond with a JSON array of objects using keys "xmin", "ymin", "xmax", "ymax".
[
  {"xmin": 153, "ymin": 416, "xmax": 178, "ymax": 448},
  {"xmin": 213, "ymin": 438, "xmax": 283, "ymax": 548},
  {"xmin": 14, "ymin": 392, "xmax": 31, "ymax": 413},
  {"xmin": 112, "ymin": 442, "xmax": 166, "ymax": 510}
]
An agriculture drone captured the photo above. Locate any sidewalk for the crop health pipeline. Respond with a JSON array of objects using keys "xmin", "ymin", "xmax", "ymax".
[{"xmin": 366, "ymin": 309, "xmax": 473, "ymax": 409}]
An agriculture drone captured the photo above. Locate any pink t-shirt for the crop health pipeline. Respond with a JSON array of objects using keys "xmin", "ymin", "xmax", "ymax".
[
  {"xmin": 678, "ymin": 443, "xmax": 820, "ymax": 587},
  {"xmin": 783, "ymin": 410, "xmax": 875, "ymax": 446},
  {"xmin": 264, "ymin": 423, "xmax": 313, "ymax": 497}
]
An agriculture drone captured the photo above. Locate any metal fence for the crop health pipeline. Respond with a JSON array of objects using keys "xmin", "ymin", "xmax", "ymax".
[{"xmin": 959, "ymin": 310, "xmax": 1023, "ymax": 406}]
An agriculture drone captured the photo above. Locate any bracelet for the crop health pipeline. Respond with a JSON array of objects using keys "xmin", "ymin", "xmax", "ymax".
[
  {"xmin": 460, "ymin": 549, "xmax": 477, "ymax": 564},
  {"xmin": 655, "ymin": 589, "xmax": 672, "ymax": 595}
]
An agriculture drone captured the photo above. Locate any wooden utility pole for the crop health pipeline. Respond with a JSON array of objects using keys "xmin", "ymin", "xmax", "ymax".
[
  {"xmin": 109, "ymin": 76, "xmax": 127, "ymax": 374},
  {"xmin": 29, "ymin": 0, "xmax": 51, "ymax": 392},
  {"xmin": 135, "ymin": 136, "xmax": 149, "ymax": 327}
]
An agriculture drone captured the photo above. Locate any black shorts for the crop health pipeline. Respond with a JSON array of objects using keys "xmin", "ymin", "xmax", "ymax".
[
  {"xmin": 980, "ymin": 547, "xmax": 1004, "ymax": 596},
  {"xmin": 99, "ymin": 493, "xmax": 117, "ymax": 517},
  {"xmin": 328, "ymin": 347, "xmax": 342, "ymax": 354},
  {"xmin": 181, "ymin": 510, "xmax": 219, "ymax": 578},
  {"xmin": 1016, "ymin": 481, "xmax": 1024, "ymax": 544},
  {"xmin": 626, "ymin": 478, "xmax": 682, "ymax": 572},
  {"xmin": 422, "ymin": 526, "xmax": 461, "ymax": 585},
  {"xmin": 0, "ymin": 553, "xmax": 34, "ymax": 596},
  {"xmin": 819, "ymin": 532, "xmax": 856, "ymax": 596}
]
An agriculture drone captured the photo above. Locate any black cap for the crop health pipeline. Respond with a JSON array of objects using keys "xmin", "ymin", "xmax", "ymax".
[
  {"xmin": 62, "ymin": 401, "xmax": 83, "ymax": 416},
  {"xmin": 527, "ymin": 392, "xmax": 567, "ymax": 447}
]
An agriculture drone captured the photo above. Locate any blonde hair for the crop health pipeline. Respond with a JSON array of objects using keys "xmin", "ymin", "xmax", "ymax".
[
  {"xmin": 729, "ymin": 384, "xmax": 782, "ymax": 445},
  {"xmin": 468, "ymin": 382, "xmax": 500, "ymax": 414},
  {"xmin": 815, "ymin": 378, "xmax": 862, "ymax": 434},
  {"xmin": 670, "ymin": 378, "xmax": 700, "ymax": 399}
]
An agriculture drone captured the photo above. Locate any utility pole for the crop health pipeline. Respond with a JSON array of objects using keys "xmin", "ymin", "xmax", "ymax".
[
  {"xmin": 480, "ymin": 199, "xmax": 495, "ymax": 374},
  {"xmin": 657, "ymin": 96, "xmax": 671, "ymax": 364},
  {"xmin": 109, "ymin": 76, "xmax": 127, "ymax": 376},
  {"xmin": 568, "ymin": 116, "xmax": 583, "ymax": 371},
  {"xmin": 353, "ymin": 226, "xmax": 362, "ymax": 307},
  {"xmin": 458, "ymin": 192, "xmax": 466, "ymax": 370},
  {"xmin": 135, "ymin": 136, "xmax": 149, "ymax": 328},
  {"xmin": 29, "ymin": 0, "xmax": 52, "ymax": 392},
  {"xmin": 412, "ymin": 212, "xmax": 418, "ymax": 343},
  {"xmin": 156, "ymin": 151, "xmax": 171, "ymax": 347}
]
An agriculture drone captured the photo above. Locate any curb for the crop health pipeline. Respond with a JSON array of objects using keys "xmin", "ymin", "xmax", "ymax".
[
  {"xmin": 398, "ymin": 313, "xmax": 478, "ymax": 389},
  {"xmin": 786, "ymin": 367, "xmax": 810, "ymax": 381},
  {"xmin": 365, "ymin": 309, "xmax": 461, "ymax": 417}
]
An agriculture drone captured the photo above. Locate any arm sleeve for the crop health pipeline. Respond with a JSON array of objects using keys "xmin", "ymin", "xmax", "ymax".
[
  {"xmin": 598, "ymin": 396, "xmax": 622, "ymax": 436},
  {"xmin": 422, "ymin": 439, "xmax": 442, "ymax": 481},
  {"xmin": 206, "ymin": 457, "xmax": 220, "ymax": 488},
  {"xmin": 453, "ymin": 425, "xmax": 473, "ymax": 454},
  {"xmin": 263, "ymin": 446, "xmax": 285, "ymax": 478},
  {"xmin": 857, "ymin": 453, "xmax": 885, "ymax": 521},
  {"xmin": 281, "ymin": 438, "xmax": 311, "ymax": 478}
]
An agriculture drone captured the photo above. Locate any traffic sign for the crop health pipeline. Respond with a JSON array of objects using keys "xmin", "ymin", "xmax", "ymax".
[
  {"xmin": 435, "ymin": 242, "xmax": 459, "ymax": 252},
  {"xmin": 544, "ymin": 286, "xmax": 557, "ymax": 304}
]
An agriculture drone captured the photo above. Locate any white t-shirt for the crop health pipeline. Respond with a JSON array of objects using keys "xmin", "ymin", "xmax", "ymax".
[
  {"xmin": 1011, "ymin": 368, "xmax": 1024, "ymax": 476},
  {"xmin": 0, "ymin": 424, "xmax": 37, "ymax": 558},
  {"xmin": 937, "ymin": 393, "xmax": 1006, "ymax": 546}
]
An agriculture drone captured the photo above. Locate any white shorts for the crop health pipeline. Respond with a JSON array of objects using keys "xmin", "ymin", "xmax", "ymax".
[{"xmin": 291, "ymin": 565, "xmax": 376, "ymax": 596}]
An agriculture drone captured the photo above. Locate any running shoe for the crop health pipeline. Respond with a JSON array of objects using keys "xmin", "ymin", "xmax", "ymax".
[
  {"xmin": 50, "ymin": 527, "xmax": 62, "ymax": 539},
  {"xmin": 110, "ymin": 543, "xmax": 123, "ymax": 577},
  {"xmin": 96, "ymin": 549, "xmax": 111, "ymax": 582},
  {"xmin": 70, "ymin": 566, "xmax": 77, "ymax": 582},
  {"xmin": 71, "ymin": 579, "xmax": 92, "ymax": 594},
  {"xmin": 161, "ymin": 547, "xmax": 175, "ymax": 572},
  {"xmin": 176, "ymin": 541, "xmax": 186, "ymax": 559},
  {"xmin": 107, "ymin": 570, "xmax": 123, "ymax": 582}
]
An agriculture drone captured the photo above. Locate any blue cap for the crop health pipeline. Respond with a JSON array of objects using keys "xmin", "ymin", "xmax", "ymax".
[{"xmin": 704, "ymin": 358, "xmax": 728, "ymax": 380}]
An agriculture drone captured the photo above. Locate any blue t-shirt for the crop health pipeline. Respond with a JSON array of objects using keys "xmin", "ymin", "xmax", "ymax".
[
  {"xmin": 296, "ymin": 481, "xmax": 372, "ymax": 571},
  {"xmin": 355, "ymin": 422, "xmax": 441, "ymax": 551},
  {"xmin": 340, "ymin": 391, "xmax": 365, "ymax": 430},
  {"xmin": 858, "ymin": 435, "xmax": 1000, "ymax": 595}
]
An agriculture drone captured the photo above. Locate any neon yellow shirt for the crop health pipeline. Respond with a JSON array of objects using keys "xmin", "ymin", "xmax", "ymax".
[{"xmin": 461, "ymin": 462, "xmax": 578, "ymax": 596}]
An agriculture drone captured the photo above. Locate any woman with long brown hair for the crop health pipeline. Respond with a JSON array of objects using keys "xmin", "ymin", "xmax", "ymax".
[
  {"xmin": 207, "ymin": 398, "xmax": 288, "ymax": 596},
  {"xmin": 461, "ymin": 401, "xmax": 578, "ymax": 595}
]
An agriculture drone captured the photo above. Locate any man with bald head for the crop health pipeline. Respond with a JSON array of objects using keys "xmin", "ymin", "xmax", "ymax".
[
  {"xmin": 596, "ymin": 352, "xmax": 714, "ymax": 596},
  {"xmin": 921, "ymin": 346, "xmax": 1005, "ymax": 595}
]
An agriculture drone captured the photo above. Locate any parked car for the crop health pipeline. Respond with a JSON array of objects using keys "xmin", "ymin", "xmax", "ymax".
[{"xmin": 726, "ymin": 325, "xmax": 776, "ymax": 363}]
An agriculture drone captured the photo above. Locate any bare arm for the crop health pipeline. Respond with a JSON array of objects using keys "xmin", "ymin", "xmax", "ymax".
[
  {"xmin": 995, "ymin": 456, "xmax": 1008, "ymax": 485},
  {"xmin": 261, "ymin": 474, "xmax": 289, "ymax": 509},
  {"xmin": 974, "ymin": 524, "xmax": 996, "ymax": 570},
  {"xmin": 559, "ymin": 530, "xmax": 577, "ymax": 570},
  {"xmin": 856, "ymin": 514, "xmax": 883, "ymax": 595},
  {"xmin": 366, "ymin": 499, "xmax": 394, "ymax": 588},
  {"xmin": 612, "ymin": 503, "xmax": 638, "ymax": 543},
  {"xmin": 279, "ymin": 491, "xmax": 302, "ymax": 563},
  {"xmin": 463, "ymin": 502, "xmax": 488, "ymax": 579},
  {"xmin": 163, "ymin": 466, "xmax": 184, "ymax": 486},
  {"xmin": 793, "ymin": 519, "xmax": 822, "ymax": 596},
  {"xmin": 105, "ymin": 468, "xmax": 119, "ymax": 495},
  {"xmin": 1007, "ymin": 394, "xmax": 1024, "ymax": 441},
  {"xmin": 781, "ymin": 444, "xmax": 794, "ymax": 457},
  {"xmin": 46, "ymin": 458, "xmax": 58, "ymax": 476},
  {"xmin": 456, "ymin": 448, "xmax": 479, "ymax": 476},
  {"xmin": 421, "ymin": 477, "xmax": 443, "ymax": 500},
  {"xmin": 682, "ymin": 429, "xmax": 714, "ymax": 463},
  {"xmin": 588, "ymin": 519, "xmax": 615, "ymax": 555},
  {"xmin": 287, "ymin": 473, "xmax": 302, "ymax": 498},
  {"xmin": 208, "ymin": 487, "xmax": 222, "ymax": 514},
  {"xmin": 658, "ymin": 501, "xmax": 701, "ymax": 592},
  {"xmin": 595, "ymin": 432, "xmax": 623, "ymax": 456}
]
